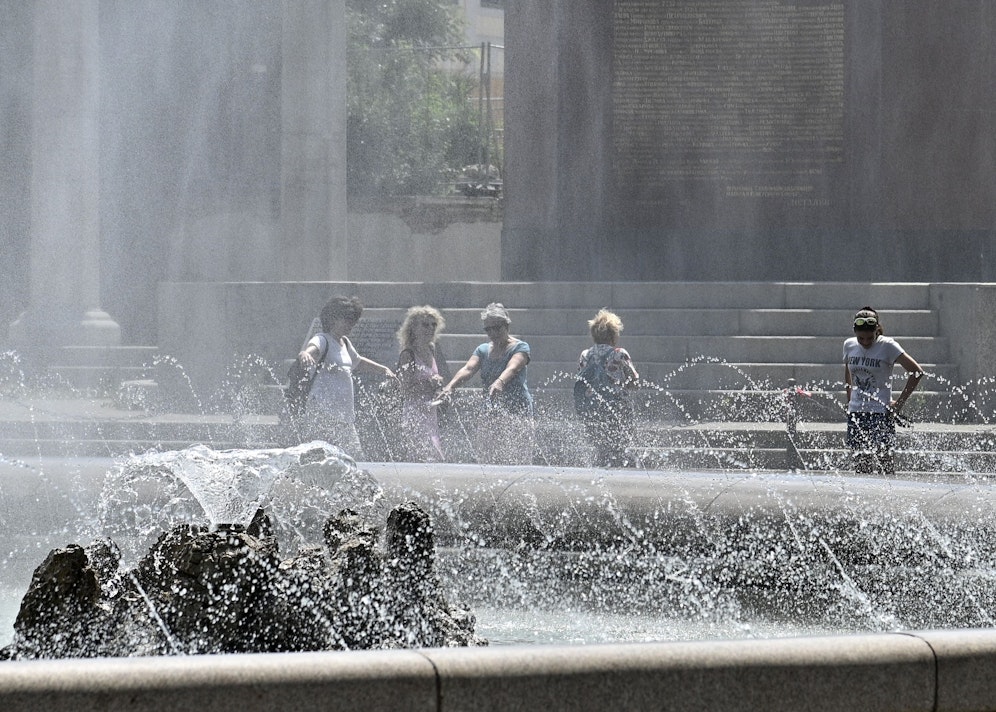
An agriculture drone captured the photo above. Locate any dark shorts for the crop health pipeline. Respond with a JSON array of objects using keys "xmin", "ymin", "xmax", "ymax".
[{"xmin": 846, "ymin": 411, "xmax": 896, "ymax": 452}]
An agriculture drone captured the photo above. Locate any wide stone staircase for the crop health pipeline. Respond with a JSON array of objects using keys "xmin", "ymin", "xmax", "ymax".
[{"xmin": 5, "ymin": 281, "xmax": 992, "ymax": 475}]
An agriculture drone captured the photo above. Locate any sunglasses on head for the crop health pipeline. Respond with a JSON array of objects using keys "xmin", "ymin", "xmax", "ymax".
[{"xmin": 853, "ymin": 316, "xmax": 878, "ymax": 327}]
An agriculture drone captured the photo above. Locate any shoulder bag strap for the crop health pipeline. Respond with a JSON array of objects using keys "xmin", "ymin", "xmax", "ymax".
[
  {"xmin": 397, "ymin": 347, "xmax": 414, "ymax": 369},
  {"xmin": 316, "ymin": 333, "xmax": 330, "ymax": 366}
]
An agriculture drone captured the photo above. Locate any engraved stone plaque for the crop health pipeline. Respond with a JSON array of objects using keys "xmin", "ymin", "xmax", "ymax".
[{"xmin": 611, "ymin": 0, "xmax": 845, "ymax": 223}]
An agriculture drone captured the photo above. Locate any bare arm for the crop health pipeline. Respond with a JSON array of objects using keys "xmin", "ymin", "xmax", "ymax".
[
  {"xmin": 892, "ymin": 353, "xmax": 924, "ymax": 411},
  {"xmin": 622, "ymin": 356, "xmax": 640, "ymax": 390},
  {"xmin": 442, "ymin": 353, "xmax": 482, "ymax": 393},
  {"xmin": 355, "ymin": 354, "xmax": 394, "ymax": 379},
  {"xmin": 297, "ymin": 337, "xmax": 326, "ymax": 367},
  {"xmin": 487, "ymin": 351, "xmax": 529, "ymax": 398}
]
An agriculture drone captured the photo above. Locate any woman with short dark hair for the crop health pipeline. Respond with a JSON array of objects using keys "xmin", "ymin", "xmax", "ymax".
[
  {"xmin": 440, "ymin": 302, "xmax": 534, "ymax": 464},
  {"xmin": 295, "ymin": 295, "xmax": 395, "ymax": 460}
]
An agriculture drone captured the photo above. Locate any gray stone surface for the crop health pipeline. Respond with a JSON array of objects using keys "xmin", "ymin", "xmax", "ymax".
[
  {"xmin": 426, "ymin": 635, "xmax": 934, "ymax": 712},
  {"xmin": 6, "ymin": 631, "xmax": 996, "ymax": 711},
  {"xmin": 504, "ymin": 1, "xmax": 996, "ymax": 282},
  {"xmin": 0, "ymin": 650, "xmax": 439, "ymax": 712}
]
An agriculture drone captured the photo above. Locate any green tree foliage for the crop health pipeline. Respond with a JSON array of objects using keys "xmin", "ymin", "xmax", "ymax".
[{"xmin": 346, "ymin": 0, "xmax": 483, "ymax": 197}]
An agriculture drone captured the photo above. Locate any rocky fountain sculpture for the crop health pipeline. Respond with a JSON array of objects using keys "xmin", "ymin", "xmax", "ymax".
[{"xmin": 1, "ymin": 443, "xmax": 485, "ymax": 659}]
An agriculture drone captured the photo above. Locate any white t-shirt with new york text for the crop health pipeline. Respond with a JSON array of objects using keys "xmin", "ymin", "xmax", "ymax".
[{"xmin": 843, "ymin": 335, "xmax": 905, "ymax": 413}]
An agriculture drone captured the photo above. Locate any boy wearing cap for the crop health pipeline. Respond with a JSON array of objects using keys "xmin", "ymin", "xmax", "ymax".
[{"xmin": 843, "ymin": 306, "xmax": 924, "ymax": 475}]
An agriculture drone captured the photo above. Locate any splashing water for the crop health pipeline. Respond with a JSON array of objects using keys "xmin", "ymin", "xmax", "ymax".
[
  {"xmin": 96, "ymin": 441, "xmax": 383, "ymax": 563},
  {"xmin": 137, "ymin": 443, "xmax": 339, "ymax": 530},
  {"xmin": 4, "ymin": 351, "xmax": 996, "ymax": 649}
]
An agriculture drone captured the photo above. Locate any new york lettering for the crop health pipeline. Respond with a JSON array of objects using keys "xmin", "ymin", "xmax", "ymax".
[{"xmin": 847, "ymin": 356, "xmax": 882, "ymax": 368}]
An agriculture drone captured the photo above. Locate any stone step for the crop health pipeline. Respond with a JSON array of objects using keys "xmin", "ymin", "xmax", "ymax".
[
  {"xmin": 263, "ymin": 372, "xmax": 958, "ymax": 424},
  {"xmin": 233, "ymin": 374, "xmax": 969, "ymax": 429},
  {"xmin": 47, "ymin": 365, "xmax": 155, "ymax": 393},
  {"xmin": 0, "ymin": 437, "xmax": 285, "ymax": 458},
  {"xmin": 1, "ymin": 403, "xmax": 990, "ymax": 475},
  {"xmin": 779, "ymin": 282, "xmax": 933, "ymax": 310},
  {"xmin": 438, "ymin": 334, "xmax": 951, "ymax": 364},
  {"xmin": 3, "ymin": 433, "xmax": 991, "ymax": 476},
  {"xmin": 369, "ymin": 307, "xmax": 940, "ymax": 338},
  {"xmin": 626, "ymin": 446, "xmax": 996, "ymax": 476},
  {"xmin": 280, "ymin": 281, "xmax": 936, "ymax": 311},
  {"xmin": 516, "ymin": 361, "xmax": 960, "ymax": 390},
  {"xmin": 55, "ymin": 345, "xmax": 160, "ymax": 368},
  {"xmin": 278, "ymin": 359, "xmax": 961, "ymax": 407},
  {"xmin": 43, "ymin": 346, "xmax": 161, "ymax": 395},
  {"xmin": 527, "ymin": 388, "xmax": 958, "ymax": 423},
  {"xmin": 0, "ymin": 418, "xmax": 286, "ymax": 443}
]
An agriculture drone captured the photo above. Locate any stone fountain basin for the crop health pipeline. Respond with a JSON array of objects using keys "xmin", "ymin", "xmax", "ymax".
[
  {"xmin": 366, "ymin": 462, "xmax": 996, "ymax": 539},
  {"xmin": 4, "ymin": 456, "xmax": 996, "ymax": 710},
  {"xmin": 4, "ymin": 456, "xmax": 996, "ymax": 639},
  {"xmin": 5, "ymin": 457, "xmax": 991, "ymax": 562}
]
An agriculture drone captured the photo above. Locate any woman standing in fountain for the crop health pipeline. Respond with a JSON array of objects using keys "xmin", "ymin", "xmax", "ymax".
[
  {"xmin": 395, "ymin": 305, "xmax": 452, "ymax": 462},
  {"xmin": 575, "ymin": 309, "xmax": 640, "ymax": 467},
  {"xmin": 439, "ymin": 303, "xmax": 534, "ymax": 464},
  {"xmin": 295, "ymin": 295, "xmax": 396, "ymax": 460},
  {"xmin": 843, "ymin": 306, "xmax": 924, "ymax": 475}
]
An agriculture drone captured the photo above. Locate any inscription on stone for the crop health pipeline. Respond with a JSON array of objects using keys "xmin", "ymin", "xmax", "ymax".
[
  {"xmin": 350, "ymin": 319, "xmax": 400, "ymax": 368},
  {"xmin": 612, "ymin": 0, "xmax": 844, "ymax": 204}
]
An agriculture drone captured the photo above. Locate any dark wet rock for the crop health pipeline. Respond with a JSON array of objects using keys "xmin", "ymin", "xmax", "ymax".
[
  {"xmin": 10, "ymin": 544, "xmax": 103, "ymax": 658},
  {"xmin": 324, "ymin": 507, "xmax": 377, "ymax": 551},
  {"xmin": 2, "ymin": 502, "xmax": 486, "ymax": 659}
]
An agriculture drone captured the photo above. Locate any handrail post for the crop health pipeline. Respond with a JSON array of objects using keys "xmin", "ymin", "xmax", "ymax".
[{"xmin": 783, "ymin": 379, "xmax": 804, "ymax": 471}]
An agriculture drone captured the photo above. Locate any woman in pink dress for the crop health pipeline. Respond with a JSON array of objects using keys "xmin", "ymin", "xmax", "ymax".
[{"xmin": 395, "ymin": 305, "xmax": 451, "ymax": 461}]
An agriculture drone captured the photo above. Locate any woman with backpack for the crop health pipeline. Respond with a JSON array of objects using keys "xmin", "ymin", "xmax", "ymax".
[
  {"xmin": 575, "ymin": 309, "xmax": 640, "ymax": 467},
  {"xmin": 294, "ymin": 295, "xmax": 396, "ymax": 460}
]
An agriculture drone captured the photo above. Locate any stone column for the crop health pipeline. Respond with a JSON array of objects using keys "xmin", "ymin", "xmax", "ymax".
[
  {"xmin": 279, "ymin": 0, "xmax": 349, "ymax": 280},
  {"xmin": 8, "ymin": 0, "xmax": 120, "ymax": 355},
  {"xmin": 502, "ymin": 0, "xmax": 560, "ymax": 281}
]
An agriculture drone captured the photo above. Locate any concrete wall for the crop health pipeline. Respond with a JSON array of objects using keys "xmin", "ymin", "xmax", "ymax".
[
  {"xmin": 931, "ymin": 283, "xmax": 996, "ymax": 387},
  {"xmin": 2, "ymin": 630, "xmax": 996, "ymax": 711},
  {"xmin": 502, "ymin": 0, "xmax": 996, "ymax": 282},
  {"xmin": 347, "ymin": 204, "xmax": 501, "ymax": 282}
]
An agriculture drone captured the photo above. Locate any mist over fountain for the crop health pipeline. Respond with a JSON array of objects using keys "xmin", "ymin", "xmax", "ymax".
[
  {"xmin": 4, "ymin": 1, "xmax": 996, "ymax": 710},
  {"xmin": 5, "ymin": 330, "xmax": 996, "ymax": 711}
]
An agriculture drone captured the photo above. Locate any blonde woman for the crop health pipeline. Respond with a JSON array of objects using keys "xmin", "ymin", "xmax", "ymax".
[
  {"xmin": 575, "ymin": 309, "xmax": 640, "ymax": 467},
  {"xmin": 395, "ymin": 305, "xmax": 450, "ymax": 461}
]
